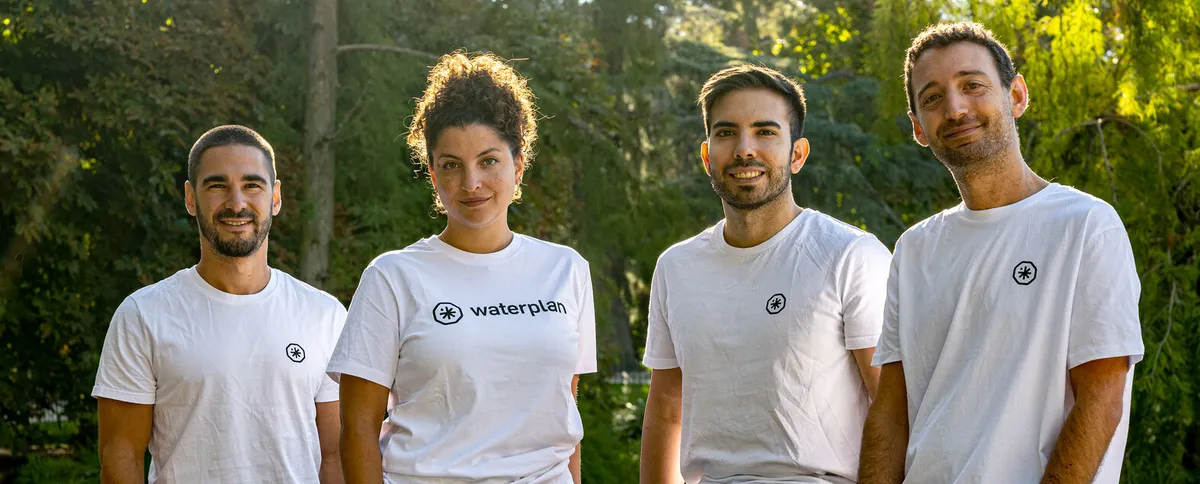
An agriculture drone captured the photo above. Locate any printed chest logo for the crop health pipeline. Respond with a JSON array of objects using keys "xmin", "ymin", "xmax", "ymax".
[
  {"xmin": 285, "ymin": 343, "xmax": 306, "ymax": 363},
  {"xmin": 432, "ymin": 302, "xmax": 463, "ymax": 325},
  {"xmin": 431, "ymin": 300, "xmax": 567, "ymax": 325},
  {"xmin": 1012, "ymin": 261, "xmax": 1037, "ymax": 285},
  {"xmin": 766, "ymin": 293, "xmax": 787, "ymax": 314}
]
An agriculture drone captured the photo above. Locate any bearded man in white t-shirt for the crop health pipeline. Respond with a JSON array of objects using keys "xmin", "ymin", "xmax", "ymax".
[
  {"xmin": 640, "ymin": 65, "xmax": 892, "ymax": 484},
  {"xmin": 858, "ymin": 23, "xmax": 1145, "ymax": 484},
  {"xmin": 92, "ymin": 125, "xmax": 347, "ymax": 483}
]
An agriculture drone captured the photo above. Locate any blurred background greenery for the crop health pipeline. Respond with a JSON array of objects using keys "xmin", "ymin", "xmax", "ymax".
[{"xmin": 1, "ymin": 0, "xmax": 1197, "ymax": 482}]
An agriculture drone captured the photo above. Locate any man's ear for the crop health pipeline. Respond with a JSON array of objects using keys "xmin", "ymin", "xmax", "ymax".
[
  {"xmin": 272, "ymin": 180, "xmax": 282, "ymax": 216},
  {"xmin": 909, "ymin": 111, "xmax": 930, "ymax": 147},
  {"xmin": 1009, "ymin": 73, "xmax": 1029, "ymax": 119},
  {"xmin": 790, "ymin": 138, "xmax": 810, "ymax": 174},
  {"xmin": 700, "ymin": 141, "xmax": 711, "ymax": 176},
  {"xmin": 184, "ymin": 181, "xmax": 197, "ymax": 216}
]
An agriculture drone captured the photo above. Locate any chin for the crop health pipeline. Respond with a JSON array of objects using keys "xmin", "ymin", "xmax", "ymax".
[{"xmin": 450, "ymin": 211, "xmax": 505, "ymax": 230}]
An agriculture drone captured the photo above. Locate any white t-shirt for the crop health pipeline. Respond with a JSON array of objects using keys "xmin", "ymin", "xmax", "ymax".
[
  {"xmin": 873, "ymin": 183, "xmax": 1144, "ymax": 483},
  {"xmin": 326, "ymin": 234, "xmax": 597, "ymax": 484},
  {"xmin": 92, "ymin": 266, "xmax": 347, "ymax": 484},
  {"xmin": 643, "ymin": 210, "xmax": 891, "ymax": 483}
]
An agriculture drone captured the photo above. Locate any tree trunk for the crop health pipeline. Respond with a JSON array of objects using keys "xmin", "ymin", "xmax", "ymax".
[
  {"xmin": 300, "ymin": 0, "xmax": 337, "ymax": 288},
  {"xmin": 741, "ymin": 0, "xmax": 760, "ymax": 51},
  {"xmin": 607, "ymin": 250, "xmax": 641, "ymax": 372}
]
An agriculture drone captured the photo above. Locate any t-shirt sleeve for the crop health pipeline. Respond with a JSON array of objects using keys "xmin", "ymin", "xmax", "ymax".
[
  {"xmin": 642, "ymin": 262, "xmax": 679, "ymax": 370},
  {"xmin": 574, "ymin": 259, "xmax": 598, "ymax": 375},
  {"xmin": 326, "ymin": 264, "xmax": 403, "ymax": 389},
  {"xmin": 1068, "ymin": 226, "xmax": 1145, "ymax": 369},
  {"xmin": 839, "ymin": 235, "xmax": 892, "ymax": 350},
  {"xmin": 315, "ymin": 302, "xmax": 348, "ymax": 402},
  {"xmin": 92, "ymin": 296, "xmax": 156, "ymax": 404},
  {"xmin": 872, "ymin": 240, "xmax": 904, "ymax": 367}
]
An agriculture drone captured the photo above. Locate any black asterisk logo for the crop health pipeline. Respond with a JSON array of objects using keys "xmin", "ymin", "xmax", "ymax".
[
  {"xmin": 766, "ymin": 293, "xmax": 787, "ymax": 315},
  {"xmin": 285, "ymin": 343, "xmax": 306, "ymax": 363},
  {"xmin": 1012, "ymin": 261, "xmax": 1037, "ymax": 285},
  {"xmin": 432, "ymin": 302, "xmax": 463, "ymax": 325}
]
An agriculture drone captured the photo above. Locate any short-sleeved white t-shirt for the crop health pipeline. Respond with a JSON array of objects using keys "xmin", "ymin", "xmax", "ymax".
[
  {"xmin": 873, "ymin": 183, "xmax": 1145, "ymax": 483},
  {"xmin": 643, "ymin": 210, "xmax": 891, "ymax": 483},
  {"xmin": 326, "ymin": 234, "xmax": 597, "ymax": 484},
  {"xmin": 92, "ymin": 266, "xmax": 347, "ymax": 484}
]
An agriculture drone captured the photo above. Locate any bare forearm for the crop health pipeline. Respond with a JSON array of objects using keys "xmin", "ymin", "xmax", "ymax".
[
  {"xmin": 569, "ymin": 442, "xmax": 582, "ymax": 484},
  {"xmin": 858, "ymin": 406, "xmax": 908, "ymax": 484},
  {"xmin": 859, "ymin": 363, "xmax": 908, "ymax": 484},
  {"xmin": 339, "ymin": 425, "xmax": 383, "ymax": 483},
  {"xmin": 99, "ymin": 447, "xmax": 145, "ymax": 484},
  {"xmin": 1040, "ymin": 399, "xmax": 1123, "ymax": 483},
  {"xmin": 640, "ymin": 417, "xmax": 684, "ymax": 484},
  {"xmin": 319, "ymin": 454, "xmax": 344, "ymax": 484}
]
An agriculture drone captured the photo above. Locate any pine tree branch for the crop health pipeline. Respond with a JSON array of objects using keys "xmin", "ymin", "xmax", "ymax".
[{"xmin": 337, "ymin": 44, "xmax": 439, "ymax": 61}]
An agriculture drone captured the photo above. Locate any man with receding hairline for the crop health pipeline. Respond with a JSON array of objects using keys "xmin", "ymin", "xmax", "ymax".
[
  {"xmin": 93, "ymin": 125, "xmax": 346, "ymax": 483},
  {"xmin": 859, "ymin": 23, "xmax": 1143, "ymax": 484}
]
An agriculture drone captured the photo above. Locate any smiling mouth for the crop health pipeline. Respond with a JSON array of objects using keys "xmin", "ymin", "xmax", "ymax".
[
  {"xmin": 944, "ymin": 125, "xmax": 981, "ymax": 139},
  {"xmin": 219, "ymin": 219, "xmax": 253, "ymax": 228},
  {"xmin": 729, "ymin": 171, "xmax": 764, "ymax": 180},
  {"xmin": 459, "ymin": 197, "xmax": 491, "ymax": 207}
]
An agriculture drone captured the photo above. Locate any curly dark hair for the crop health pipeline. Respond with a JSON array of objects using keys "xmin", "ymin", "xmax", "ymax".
[
  {"xmin": 406, "ymin": 51, "xmax": 538, "ymax": 212},
  {"xmin": 904, "ymin": 22, "xmax": 1017, "ymax": 114}
]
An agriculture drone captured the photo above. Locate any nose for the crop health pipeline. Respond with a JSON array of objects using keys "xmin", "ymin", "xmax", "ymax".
[
  {"xmin": 944, "ymin": 90, "xmax": 969, "ymax": 121},
  {"xmin": 227, "ymin": 187, "xmax": 250, "ymax": 212},
  {"xmin": 461, "ymin": 165, "xmax": 484, "ymax": 192},
  {"xmin": 734, "ymin": 133, "xmax": 756, "ymax": 160}
]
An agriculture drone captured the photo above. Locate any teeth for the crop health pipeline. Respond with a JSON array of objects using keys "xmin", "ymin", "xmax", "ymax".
[
  {"xmin": 731, "ymin": 172, "xmax": 762, "ymax": 179},
  {"xmin": 222, "ymin": 221, "xmax": 250, "ymax": 226}
]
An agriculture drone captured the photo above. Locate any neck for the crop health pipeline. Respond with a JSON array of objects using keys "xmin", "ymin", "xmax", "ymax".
[
  {"xmin": 721, "ymin": 192, "xmax": 803, "ymax": 248},
  {"xmin": 439, "ymin": 216, "xmax": 514, "ymax": 254},
  {"xmin": 196, "ymin": 240, "xmax": 272, "ymax": 295},
  {"xmin": 949, "ymin": 147, "xmax": 1049, "ymax": 211}
]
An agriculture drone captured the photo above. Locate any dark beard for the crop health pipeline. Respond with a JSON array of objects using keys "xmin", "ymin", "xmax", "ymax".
[
  {"xmin": 710, "ymin": 159, "xmax": 792, "ymax": 211},
  {"xmin": 929, "ymin": 113, "xmax": 1018, "ymax": 170},
  {"xmin": 197, "ymin": 208, "xmax": 271, "ymax": 258}
]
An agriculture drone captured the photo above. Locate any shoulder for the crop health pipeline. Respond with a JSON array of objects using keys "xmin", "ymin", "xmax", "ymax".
[
  {"xmin": 272, "ymin": 269, "xmax": 346, "ymax": 314},
  {"xmin": 516, "ymin": 234, "xmax": 590, "ymax": 269},
  {"xmin": 792, "ymin": 211, "xmax": 890, "ymax": 271},
  {"xmin": 1037, "ymin": 184, "xmax": 1126, "ymax": 234},
  {"xmin": 126, "ymin": 267, "xmax": 192, "ymax": 308},
  {"xmin": 655, "ymin": 223, "xmax": 720, "ymax": 267},
  {"xmin": 361, "ymin": 239, "xmax": 441, "ymax": 274}
]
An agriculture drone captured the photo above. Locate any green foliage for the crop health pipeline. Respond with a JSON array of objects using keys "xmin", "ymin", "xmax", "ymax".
[
  {"xmin": 0, "ymin": 0, "xmax": 272, "ymax": 452},
  {"xmin": 1, "ymin": 0, "xmax": 1196, "ymax": 482}
]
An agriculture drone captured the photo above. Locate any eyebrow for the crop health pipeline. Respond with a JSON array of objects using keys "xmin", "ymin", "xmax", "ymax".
[
  {"xmin": 201, "ymin": 175, "xmax": 228, "ymax": 185},
  {"xmin": 710, "ymin": 120, "xmax": 784, "ymax": 130},
  {"xmin": 241, "ymin": 174, "xmax": 269, "ymax": 185},
  {"xmin": 916, "ymin": 70, "xmax": 989, "ymax": 99},
  {"xmin": 436, "ymin": 147, "xmax": 502, "ymax": 161},
  {"xmin": 201, "ymin": 174, "xmax": 269, "ymax": 185}
]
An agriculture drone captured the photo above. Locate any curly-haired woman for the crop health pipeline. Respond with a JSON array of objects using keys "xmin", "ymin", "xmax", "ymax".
[{"xmin": 327, "ymin": 52, "xmax": 596, "ymax": 484}]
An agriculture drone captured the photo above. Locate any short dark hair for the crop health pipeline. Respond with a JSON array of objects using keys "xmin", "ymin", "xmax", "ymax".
[
  {"xmin": 406, "ymin": 51, "xmax": 538, "ymax": 212},
  {"xmin": 698, "ymin": 65, "xmax": 807, "ymax": 143},
  {"xmin": 187, "ymin": 125, "xmax": 276, "ymax": 183},
  {"xmin": 905, "ymin": 22, "xmax": 1017, "ymax": 114}
]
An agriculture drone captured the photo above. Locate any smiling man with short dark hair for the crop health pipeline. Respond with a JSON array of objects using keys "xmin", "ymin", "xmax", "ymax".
[{"xmin": 640, "ymin": 65, "xmax": 891, "ymax": 484}]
